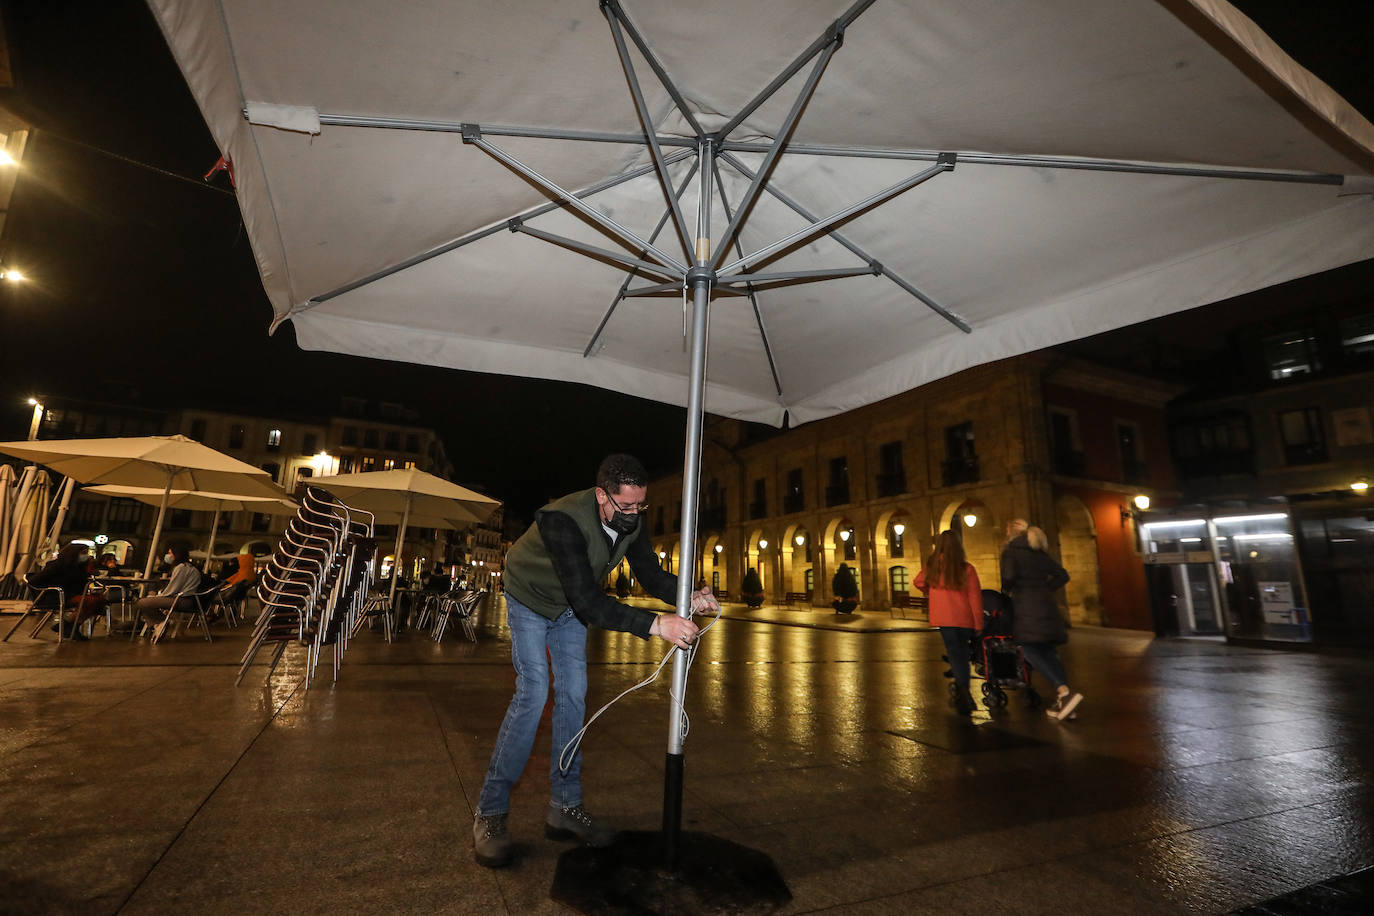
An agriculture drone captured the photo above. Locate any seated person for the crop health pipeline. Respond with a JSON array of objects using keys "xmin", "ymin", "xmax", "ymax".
[
  {"xmin": 132, "ymin": 543, "xmax": 203, "ymax": 628},
  {"xmin": 97, "ymin": 552, "xmax": 123, "ymax": 577},
  {"xmin": 421, "ymin": 562, "xmax": 451, "ymax": 594},
  {"xmin": 222, "ymin": 551, "xmax": 257, "ymax": 587},
  {"xmin": 28, "ymin": 542, "xmax": 109, "ymax": 640}
]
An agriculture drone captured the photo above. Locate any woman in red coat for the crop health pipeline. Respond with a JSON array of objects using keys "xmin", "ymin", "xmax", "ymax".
[{"xmin": 915, "ymin": 529, "xmax": 983, "ymax": 715}]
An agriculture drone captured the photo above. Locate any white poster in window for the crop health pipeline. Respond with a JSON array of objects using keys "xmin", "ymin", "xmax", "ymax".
[
  {"xmin": 1258, "ymin": 580, "xmax": 1295, "ymax": 624},
  {"xmin": 1332, "ymin": 407, "xmax": 1373, "ymax": 447}
]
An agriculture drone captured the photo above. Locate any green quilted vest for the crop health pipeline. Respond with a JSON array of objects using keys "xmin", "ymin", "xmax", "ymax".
[{"xmin": 503, "ymin": 488, "xmax": 640, "ymax": 620}]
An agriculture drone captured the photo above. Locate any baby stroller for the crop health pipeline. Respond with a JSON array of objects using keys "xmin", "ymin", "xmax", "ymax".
[{"xmin": 971, "ymin": 589, "xmax": 1041, "ymax": 710}]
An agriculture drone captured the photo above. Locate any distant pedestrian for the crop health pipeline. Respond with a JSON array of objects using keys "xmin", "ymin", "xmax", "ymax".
[
  {"xmin": 1000, "ymin": 521, "xmax": 1081, "ymax": 720},
  {"xmin": 915, "ymin": 529, "xmax": 983, "ymax": 715}
]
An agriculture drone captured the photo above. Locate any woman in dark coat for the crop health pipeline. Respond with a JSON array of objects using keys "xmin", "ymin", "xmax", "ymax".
[
  {"xmin": 1000, "ymin": 521, "xmax": 1081, "ymax": 720},
  {"xmin": 27, "ymin": 542, "xmax": 108, "ymax": 640}
]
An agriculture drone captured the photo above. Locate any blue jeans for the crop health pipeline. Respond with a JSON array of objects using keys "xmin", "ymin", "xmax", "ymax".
[
  {"xmin": 1019, "ymin": 642, "xmax": 1069, "ymax": 689},
  {"xmin": 939, "ymin": 627, "xmax": 976, "ymax": 690},
  {"xmin": 476, "ymin": 594, "xmax": 588, "ymax": 816}
]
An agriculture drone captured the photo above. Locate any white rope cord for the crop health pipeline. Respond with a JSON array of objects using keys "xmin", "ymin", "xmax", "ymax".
[{"xmin": 559, "ymin": 598, "xmax": 723, "ymax": 774}]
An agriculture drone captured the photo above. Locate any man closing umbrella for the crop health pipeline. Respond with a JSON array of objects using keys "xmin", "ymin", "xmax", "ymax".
[{"xmin": 473, "ymin": 454, "xmax": 713, "ymax": 868}]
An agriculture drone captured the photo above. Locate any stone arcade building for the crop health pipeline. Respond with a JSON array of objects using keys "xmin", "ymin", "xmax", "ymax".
[{"xmin": 647, "ymin": 353, "xmax": 1180, "ymax": 630}]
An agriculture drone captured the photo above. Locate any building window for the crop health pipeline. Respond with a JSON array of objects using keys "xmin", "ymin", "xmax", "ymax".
[
  {"xmin": 383, "ymin": 458, "xmax": 397, "ymax": 471},
  {"xmin": 107, "ymin": 498, "xmax": 143, "ymax": 534},
  {"xmin": 942, "ymin": 422, "xmax": 979, "ymax": 486},
  {"xmin": 1171, "ymin": 414, "xmax": 1255, "ymax": 477},
  {"xmin": 302, "ymin": 433, "xmax": 318, "ymax": 455},
  {"xmin": 1049, "ymin": 409, "xmax": 1085, "ymax": 476},
  {"xmin": 1278, "ymin": 407, "xmax": 1328, "ymax": 465},
  {"xmin": 877, "ymin": 441, "xmax": 906, "ymax": 496},
  {"xmin": 361, "ymin": 456, "xmax": 376, "ymax": 472},
  {"xmin": 826, "ymin": 456, "xmax": 849, "ymax": 506},
  {"xmin": 189, "ymin": 418, "xmax": 207, "ymax": 442},
  {"xmin": 364, "ymin": 429, "xmax": 379, "ymax": 448},
  {"xmin": 405, "ymin": 433, "xmax": 420, "ymax": 453},
  {"xmin": 889, "ymin": 566, "xmax": 909, "ymax": 594},
  {"xmin": 1117, "ymin": 422, "xmax": 1145, "ymax": 485},
  {"xmin": 260, "ymin": 462, "xmax": 280, "ymax": 482},
  {"xmin": 72, "ymin": 499, "xmax": 104, "ymax": 530},
  {"xmin": 338, "ymin": 455, "xmax": 354, "ymax": 473},
  {"xmin": 750, "ymin": 478, "xmax": 767, "ymax": 519},
  {"xmin": 1340, "ymin": 313, "xmax": 1374, "ymax": 360},
  {"xmin": 251, "ymin": 513, "xmax": 271, "ymax": 532},
  {"xmin": 342, "ymin": 426, "xmax": 359, "ymax": 446},
  {"xmin": 1263, "ymin": 330, "xmax": 1321, "ymax": 380},
  {"xmin": 784, "ymin": 469, "xmax": 804, "ymax": 514},
  {"xmin": 385, "ymin": 430, "xmax": 400, "ymax": 451},
  {"xmin": 404, "ymin": 460, "xmax": 416, "ymax": 470},
  {"xmin": 228, "ymin": 424, "xmax": 246, "ymax": 449},
  {"xmin": 266, "ymin": 428, "xmax": 282, "ymax": 451}
]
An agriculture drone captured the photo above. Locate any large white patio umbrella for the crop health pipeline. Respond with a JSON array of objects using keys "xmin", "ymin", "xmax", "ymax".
[
  {"xmin": 312, "ymin": 468, "xmax": 499, "ymax": 603},
  {"xmin": 83, "ymin": 484, "xmax": 297, "ymax": 568},
  {"xmin": 0, "ymin": 436, "xmax": 286, "ymax": 578},
  {"xmin": 149, "ymin": 0, "xmax": 1374, "ymax": 873}
]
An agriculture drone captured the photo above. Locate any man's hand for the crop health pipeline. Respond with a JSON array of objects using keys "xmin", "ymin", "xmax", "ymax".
[
  {"xmin": 689, "ymin": 587, "xmax": 720, "ymax": 616},
  {"xmin": 650, "ymin": 612, "xmax": 699, "ymax": 649}
]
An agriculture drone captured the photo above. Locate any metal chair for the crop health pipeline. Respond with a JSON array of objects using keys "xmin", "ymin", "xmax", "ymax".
[{"xmin": 1, "ymin": 577, "xmax": 66, "ymax": 642}]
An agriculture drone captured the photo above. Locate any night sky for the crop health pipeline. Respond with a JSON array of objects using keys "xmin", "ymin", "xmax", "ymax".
[{"xmin": 0, "ymin": 1, "xmax": 1371, "ymax": 525}]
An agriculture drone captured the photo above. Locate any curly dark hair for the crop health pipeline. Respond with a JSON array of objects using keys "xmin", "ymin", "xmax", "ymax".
[{"xmin": 596, "ymin": 453, "xmax": 648, "ymax": 494}]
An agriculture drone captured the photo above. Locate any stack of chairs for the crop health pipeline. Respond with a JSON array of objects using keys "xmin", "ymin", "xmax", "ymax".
[
  {"xmin": 237, "ymin": 487, "xmax": 375, "ymax": 686},
  {"xmin": 431, "ymin": 586, "xmax": 486, "ymax": 643}
]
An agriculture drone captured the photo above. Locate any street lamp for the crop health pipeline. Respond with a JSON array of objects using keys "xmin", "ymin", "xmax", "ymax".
[
  {"xmin": 1121, "ymin": 493, "xmax": 1151, "ymax": 524},
  {"xmin": 26, "ymin": 398, "xmax": 43, "ymax": 440},
  {"xmin": 839, "ymin": 529, "xmax": 850, "ymax": 542},
  {"xmin": 962, "ymin": 513, "xmax": 977, "ymax": 528},
  {"xmin": 794, "ymin": 533, "xmax": 805, "ymax": 546},
  {"xmin": 714, "ymin": 543, "xmax": 723, "ymax": 553},
  {"xmin": 1353, "ymin": 477, "xmax": 1369, "ymax": 493},
  {"xmin": 2, "ymin": 267, "xmax": 24, "ymax": 282},
  {"xmin": 892, "ymin": 522, "xmax": 905, "ymax": 536},
  {"xmin": 758, "ymin": 538, "xmax": 768, "ymax": 550}
]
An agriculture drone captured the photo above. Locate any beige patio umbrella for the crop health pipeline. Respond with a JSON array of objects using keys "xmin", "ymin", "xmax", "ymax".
[
  {"xmin": 0, "ymin": 436, "xmax": 285, "ymax": 578},
  {"xmin": 83, "ymin": 483, "xmax": 297, "ymax": 569},
  {"xmin": 312, "ymin": 468, "xmax": 499, "ymax": 602}
]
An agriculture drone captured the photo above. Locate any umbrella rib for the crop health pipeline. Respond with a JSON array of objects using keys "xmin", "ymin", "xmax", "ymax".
[
  {"xmin": 719, "ymin": 156, "xmax": 956, "ymax": 276},
  {"xmin": 601, "ymin": 0, "xmax": 707, "ymax": 141},
  {"xmin": 718, "ymin": 140, "xmax": 1345, "ymax": 185},
  {"xmin": 718, "ymin": 150, "xmax": 971, "ymax": 333},
  {"xmin": 713, "ymin": 158, "xmax": 785, "ymax": 399},
  {"xmin": 585, "ymin": 160, "xmax": 701, "ymax": 358},
  {"xmin": 463, "ymin": 129, "xmax": 687, "ymax": 274},
  {"xmin": 622, "ymin": 281, "xmax": 747, "ymax": 297},
  {"xmin": 293, "ymin": 149, "xmax": 693, "ymax": 313},
  {"xmin": 314, "ymin": 114, "xmax": 696, "ymax": 148},
  {"xmin": 512, "ymin": 223, "xmax": 682, "ymax": 283},
  {"xmin": 710, "ymin": 42, "xmax": 838, "ymax": 271},
  {"xmin": 603, "ymin": 5, "xmax": 695, "ymax": 261},
  {"xmin": 721, "ymin": 266, "xmax": 879, "ymax": 287},
  {"xmin": 715, "ymin": 0, "xmax": 878, "ymax": 141}
]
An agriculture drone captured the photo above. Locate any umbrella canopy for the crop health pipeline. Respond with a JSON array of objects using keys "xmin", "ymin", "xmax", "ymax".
[
  {"xmin": 84, "ymin": 483, "xmax": 298, "ymax": 564},
  {"xmin": 0, "ymin": 436, "xmax": 284, "ymax": 577},
  {"xmin": 313, "ymin": 468, "xmax": 499, "ymax": 600},
  {"xmin": 148, "ymin": 0, "xmax": 1374, "ymax": 426}
]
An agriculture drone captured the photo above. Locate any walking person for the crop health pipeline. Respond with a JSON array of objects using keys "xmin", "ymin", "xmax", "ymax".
[
  {"xmin": 915, "ymin": 529, "xmax": 984, "ymax": 715},
  {"xmin": 472, "ymin": 454, "xmax": 715, "ymax": 868},
  {"xmin": 1000, "ymin": 520, "xmax": 1081, "ymax": 721}
]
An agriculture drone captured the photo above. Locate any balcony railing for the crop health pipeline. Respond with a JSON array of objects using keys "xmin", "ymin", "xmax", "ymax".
[
  {"xmin": 825, "ymin": 484, "xmax": 850, "ymax": 507},
  {"xmin": 1176, "ymin": 451, "xmax": 1256, "ymax": 478},
  {"xmin": 941, "ymin": 455, "xmax": 980, "ymax": 487},
  {"xmin": 875, "ymin": 471, "xmax": 906, "ymax": 497},
  {"xmin": 1283, "ymin": 443, "xmax": 1329, "ymax": 466},
  {"xmin": 749, "ymin": 500, "xmax": 767, "ymax": 520},
  {"xmin": 699, "ymin": 506, "xmax": 726, "ymax": 530},
  {"xmin": 783, "ymin": 493, "xmax": 805, "ymax": 514}
]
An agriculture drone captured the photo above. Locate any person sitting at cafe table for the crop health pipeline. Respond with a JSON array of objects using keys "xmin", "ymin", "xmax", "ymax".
[
  {"xmin": 28, "ymin": 542, "xmax": 110, "ymax": 640},
  {"xmin": 132, "ymin": 542, "xmax": 202, "ymax": 627},
  {"xmin": 97, "ymin": 552, "xmax": 123, "ymax": 576}
]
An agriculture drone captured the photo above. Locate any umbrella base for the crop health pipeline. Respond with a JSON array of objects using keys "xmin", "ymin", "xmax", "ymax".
[{"xmin": 551, "ymin": 830, "xmax": 790, "ymax": 915}]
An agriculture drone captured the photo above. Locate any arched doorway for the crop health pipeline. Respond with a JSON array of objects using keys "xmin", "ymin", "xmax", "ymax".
[
  {"xmin": 746, "ymin": 529, "xmax": 774, "ymax": 595},
  {"xmin": 938, "ymin": 500, "xmax": 1000, "ymax": 588},
  {"xmin": 873, "ymin": 507, "xmax": 914, "ymax": 606},
  {"xmin": 782, "ymin": 524, "xmax": 813, "ymax": 599},
  {"xmin": 1055, "ymin": 494, "xmax": 1102, "ymax": 625},
  {"xmin": 700, "ymin": 534, "xmax": 727, "ymax": 595}
]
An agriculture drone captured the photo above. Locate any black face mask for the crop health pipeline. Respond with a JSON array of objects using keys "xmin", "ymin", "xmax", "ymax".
[{"xmin": 607, "ymin": 509, "xmax": 639, "ymax": 536}]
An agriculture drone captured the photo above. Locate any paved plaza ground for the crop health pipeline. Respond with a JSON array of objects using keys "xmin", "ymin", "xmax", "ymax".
[{"xmin": 1, "ymin": 597, "xmax": 1371, "ymax": 914}]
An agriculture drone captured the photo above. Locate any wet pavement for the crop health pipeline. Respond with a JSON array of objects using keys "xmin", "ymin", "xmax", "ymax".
[{"xmin": 1, "ymin": 597, "xmax": 1371, "ymax": 914}]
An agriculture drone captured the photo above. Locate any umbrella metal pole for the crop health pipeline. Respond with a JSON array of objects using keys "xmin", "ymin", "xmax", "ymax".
[
  {"xmin": 663, "ymin": 140, "xmax": 714, "ymax": 868},
  {"xmin": 42, "ymin": 478, "xmax": 75, "ymax": 558},
  {"xmin": 143, "ymin": 473, "xmax": 174, "ymax": 580},
  {"xmin": 389, "ymin": 494, "xmax": 411, "ymax": 606},
  {"xmin": 203, "ymin": 501, "xmax": 223, "ymax": 570}
]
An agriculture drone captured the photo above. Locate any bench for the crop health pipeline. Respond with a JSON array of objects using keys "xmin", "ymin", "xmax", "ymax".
[
  {"xmin": 889, "ymin": 593, "xmax": 928, "ymax": 619},
  {"xmin": 784, "ymin": 591, "xmax": 810, "ymax": 606}
]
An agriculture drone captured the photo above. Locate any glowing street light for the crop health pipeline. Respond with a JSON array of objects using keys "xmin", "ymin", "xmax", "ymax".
[
  {"xmin": 794, "ymin": 534, "xmax": 805, "ymax": 546},
  {"xmin": 1353, "ymin": 478, "xmax": 1370, "ymax": 493},
  {"xmin": 1132, "ymin": 494, "xmax": 1151, "ymax": 511},
  {"xmin": 839, "ymin": 529, "xmax": 850, "ymax": 542},
  {"xmin": 892, "ymin": 522, "xmax": 905, "ymax": 536},
  {"xmin": 0, "ymin": 150, "xmax": 16, "ymax": 166},
  {"xmin": 714, "ymin": 544, "xmax": 723, "ymax": 553},
  {"xmin": 758, "ymin": 538, "xmax": 768, "ymax": 550},
  {"xmin": 26, "ymin": 398, "xmax": 43, "ymax": 440},
  {"xmin": 962, "ymin": 513, "xmax": 978, "ymax": 528},
  {"xmin": 1, "ymin": 268, "xmax": 24, "ymax": 282}
]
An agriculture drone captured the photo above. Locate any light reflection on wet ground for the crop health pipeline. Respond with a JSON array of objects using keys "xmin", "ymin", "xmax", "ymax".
[{"xmin": 0, "ymin": 594, "xmax": 1371, "ymax": 913}]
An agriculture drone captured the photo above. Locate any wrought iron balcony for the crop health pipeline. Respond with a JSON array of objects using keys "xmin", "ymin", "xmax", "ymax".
[
  {"xmin": 1052, "ymin": 450, "xmax": 1086, "ymax": 477},
  {"xmin": 941, "ymin": 455, "xmax": 980, "ymax": 487},
  {"xmin": 783, "ymin": 494, "xmax": 805, "ymax": 514},
  {"xmin": 825, "ymin": 484, "xmax": 850, "ymax": 507},
  {"xmin": 875, "ymin": 472, "xmax": 906, "ymax": 497},
  {"xmin": 749, "ymin": 500, "xmax": 767, "ymax": 520}
]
